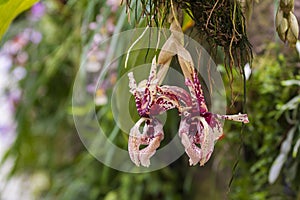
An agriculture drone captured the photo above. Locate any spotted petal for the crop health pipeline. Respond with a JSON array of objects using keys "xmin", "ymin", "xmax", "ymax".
[{"xmin": 128, "ymin": 117, "xmax": 164, "ymax": 167}]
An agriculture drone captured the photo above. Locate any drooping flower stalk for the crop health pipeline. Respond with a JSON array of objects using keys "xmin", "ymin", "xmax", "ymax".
[{"xmin": 128, "ymin": 16, "xmax": 249, "ymax": 167}]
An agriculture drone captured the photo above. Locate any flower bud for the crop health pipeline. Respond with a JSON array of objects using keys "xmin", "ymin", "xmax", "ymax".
[
  {"xmin": 287, "ymin": 12, "xmax": 299, "ymax": 46},
  {"xmin": 277, "ymin": 18, "xmax": 289, "ymax": 41}
]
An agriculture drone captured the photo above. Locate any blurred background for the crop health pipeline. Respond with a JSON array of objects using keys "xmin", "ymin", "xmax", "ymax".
[{"xmin": 0, "ymin": 0, "xmax": 299, "ymax": 199}]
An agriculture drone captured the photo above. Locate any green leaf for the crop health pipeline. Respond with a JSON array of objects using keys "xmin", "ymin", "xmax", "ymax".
[{"xmin": 0, "ymin": 0, "xmax": 39, "ymax": 40}]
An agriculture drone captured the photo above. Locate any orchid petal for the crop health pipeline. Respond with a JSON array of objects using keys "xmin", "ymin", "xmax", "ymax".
[
  {"xmin": 179, "ymin": 118, "xmax": 201, "ymax": 166},
  {"xmin": 128, "ymin": 118, "xmax": 146, "ymax": 166},
  {"xmin": 198, "ymin": 117, "xmax": 217, "ymax": 166},
  {"xmin": 216, "ymin": 113, "xmax": 249, "ymax": 123},
  {"xmin": 128, "ymin": 117, "xmax": 164, "ymax": 167},
  {"xmin": 128, "ymin": 72, "xmax": 137, "ymax": 95}
]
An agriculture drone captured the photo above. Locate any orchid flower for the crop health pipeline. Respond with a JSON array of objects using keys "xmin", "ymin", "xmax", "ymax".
[
  {"xmin": 128, "ymin": 57, "xmax": 191, "ymax": 167},
  {"xmin": 128, "ymin": 56, "xmax": 249, "ymax": 167},
  {"xmin": 127, "ymin": 20, "xmax": 249, "ymax": 167},
  {"xmin": 178, "ymin": 70, "xmax": 249, "ymax": 166}
]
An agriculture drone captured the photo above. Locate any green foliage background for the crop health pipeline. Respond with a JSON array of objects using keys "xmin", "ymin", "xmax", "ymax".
[{"xmin": 0, "ymin": 0, "xmax": 299, "ymax": 199}]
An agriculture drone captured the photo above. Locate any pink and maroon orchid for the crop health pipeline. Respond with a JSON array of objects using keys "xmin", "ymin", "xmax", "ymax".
[
  {"xmin": 127, "ymin": 19, "xmax": 248, "ymax": 167},
  {"xmin": 128, "ymin": 57, "xmax": 248, "ymax": 167}
]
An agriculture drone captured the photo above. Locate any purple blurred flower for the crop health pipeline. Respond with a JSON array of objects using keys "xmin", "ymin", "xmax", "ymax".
[
  {"xmin": 12, "ymin": 67, "xmax": 27, "ymax": 81},
  {"xmin": 3, "ymin": 36, "xmax": 27, "ymax": 55},
  {"xmin": 30, "ymin": 2, "xmax": 46, "ymax": 21},
  {"xmin": 86, "ymin": 84, "xmax": 96, "ymax": 94},
  {"xmin": 106, "ymin": 18, "xmax": 115, "ymax": 34},
  {"xmin": 30, "ymin": 31, "xmax": 42, "ymax": 44},
  {"xmin": 0, "ymin": 54, "xmax": 13, "ymax": 71},
  {"xmin": 89, "ymin": 22, "xmax": 97, "ymax": 30},
  {"xmin": 0, "ymin": 100, "xmax": 17, "ymax": 144},
  {"xmin": 93, "ymin": 33, "xmax": 103, "ymax": 45},
  {"xmin": 16, "ymin": 52, "xmax": 29, "ymax": 65},
  {"xmin": 107, "ymin": 0, "xmax": 121, "ymax": 12}
]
